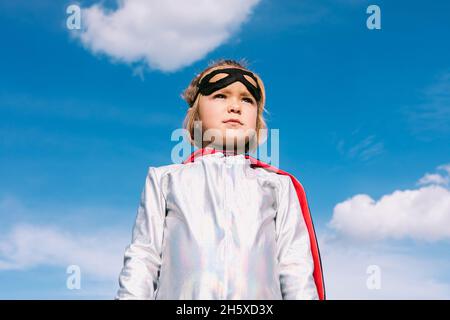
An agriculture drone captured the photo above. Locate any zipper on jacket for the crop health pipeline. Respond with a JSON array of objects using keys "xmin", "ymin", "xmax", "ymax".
[{"xmin": 222, "ymin": 160, "xmax": 229, "ymax": 299}]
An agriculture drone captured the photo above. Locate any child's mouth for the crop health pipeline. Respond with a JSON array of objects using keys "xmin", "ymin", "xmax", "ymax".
[{"xmin": 223, "ymin": 119, "xmax": 243, "ymax": 125}]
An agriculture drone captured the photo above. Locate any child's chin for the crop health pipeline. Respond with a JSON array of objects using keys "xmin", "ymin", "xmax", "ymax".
[
  {"xmin": 203, "ymin": 134, "xmax": 246, "ymax": 150},
  {"xmin": 222, "ymin": 135, "xmax": 248, "ymax": 149}
]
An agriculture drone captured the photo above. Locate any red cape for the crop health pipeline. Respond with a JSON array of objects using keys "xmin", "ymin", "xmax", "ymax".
[{"xmin": 182, "ymin": 148, "xmax": 326, "ymax": 300}]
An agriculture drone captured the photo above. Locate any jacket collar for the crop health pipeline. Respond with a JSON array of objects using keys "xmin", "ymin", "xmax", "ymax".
[{"xmin": 182, "ymin": 147, "xmax": 249, "ymax": 164}]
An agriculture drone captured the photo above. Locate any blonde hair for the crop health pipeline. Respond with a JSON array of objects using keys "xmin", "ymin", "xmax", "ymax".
[{"xmin": 181, "ymin": 58, "xmax": 268, "ymax": 151}]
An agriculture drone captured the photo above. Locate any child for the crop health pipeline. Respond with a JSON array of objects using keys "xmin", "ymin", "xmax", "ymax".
[{"xmin": 116, "ymin": 59, "xmax": 325, "ymax": 300}]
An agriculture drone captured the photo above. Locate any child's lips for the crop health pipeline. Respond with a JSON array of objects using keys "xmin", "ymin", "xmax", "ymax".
[
  {"xmin": 223, "ymin": 119, "xmax": 243, "ymax": 125},
  {"xmin": 223, "ymin": 122, "xmax": 243, "ymax": 128}
]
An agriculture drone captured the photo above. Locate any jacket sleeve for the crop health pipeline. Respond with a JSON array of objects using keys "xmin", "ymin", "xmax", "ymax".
[
  {"xmin": 275, "ymin": 177, "xmax": 319, "ymax": 300},
  {"xmin": 115, "ymin": 167, "xmax": 166, "ymax": 300}
]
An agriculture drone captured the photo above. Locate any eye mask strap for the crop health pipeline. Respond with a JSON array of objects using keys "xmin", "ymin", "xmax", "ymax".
[{"xmin": 194, "ymin": 68, "xmax": 262, "ymax": 104}]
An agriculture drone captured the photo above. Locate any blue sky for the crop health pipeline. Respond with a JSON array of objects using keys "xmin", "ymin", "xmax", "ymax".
[{"xmin": 1, "ymin": 0, "xmax": 449, "ymax": 299}]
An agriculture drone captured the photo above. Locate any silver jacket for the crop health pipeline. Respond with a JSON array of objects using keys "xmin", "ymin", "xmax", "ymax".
[{"xmin": 116, "ymin": 151, "xmax": 318, "ymax": 300}]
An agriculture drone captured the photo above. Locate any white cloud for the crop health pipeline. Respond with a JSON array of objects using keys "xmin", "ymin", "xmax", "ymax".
[
  {"xmin": 0, "ymin": 224, "xmax": 128, "ymax": 281},
  {"xmin": 324, "ymin": 160, "xmax": 450, "ymax": 298},
  {"xmin": 319, "ymin": 234, "xmax": 450, "ymax": 299},
  {"xmin": 329, "ymin": 163, "xmax": 450, "ymax": 242},
  {"xmin": 76, "ymin": 0, "xmax": 261, "ymax": 72},
  {"xmin": 438, "ymin": 163, "xmax": 450, "ymax": 175},
  {"xmin": 417, "ymin": 173, "xmax": 449, "ymax": 186},
  {"xmin": 0, "ymin": 195, "xmax": 136, "ymax": 298}
]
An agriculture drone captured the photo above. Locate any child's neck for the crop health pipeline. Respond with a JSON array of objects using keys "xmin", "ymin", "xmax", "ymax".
[{"xmin": 202, "ymin": 142, "xmax": 248, "ymax": 155}]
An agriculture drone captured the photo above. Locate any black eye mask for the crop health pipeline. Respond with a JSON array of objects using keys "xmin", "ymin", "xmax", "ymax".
[{"xmin": 192, "ymin": 67, "xmax": 262, "ymax": 106}]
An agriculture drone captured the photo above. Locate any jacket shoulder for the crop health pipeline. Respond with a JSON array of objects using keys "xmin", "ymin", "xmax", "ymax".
[
  {"xmin": 252, "ymin": 163, "xmax": 306, "ymax": 194},
  {"xmin": 147, "ymin": 162, "xmax": 185, "ymax": 179}
]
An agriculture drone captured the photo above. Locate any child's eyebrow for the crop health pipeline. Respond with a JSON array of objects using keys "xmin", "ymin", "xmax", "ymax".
[{"xmin": 218, "ymin": 88, "xmax": 254, "ymax": 98}]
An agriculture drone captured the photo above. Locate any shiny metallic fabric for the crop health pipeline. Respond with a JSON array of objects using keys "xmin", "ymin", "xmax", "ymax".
[{"xmin": 116, "ymin": 151, "xmax": 318, "ymax": 300}]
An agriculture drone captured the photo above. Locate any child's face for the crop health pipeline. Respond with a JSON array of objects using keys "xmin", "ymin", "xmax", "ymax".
[{"xmin": 198, "ymin": 74, "xmax": 258, "ymax": 150}]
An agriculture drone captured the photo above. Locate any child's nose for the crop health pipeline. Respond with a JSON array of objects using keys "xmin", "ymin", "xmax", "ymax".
[{"xmin": 227, "ymin": 98, "xmax": 242, "ymax": 113}]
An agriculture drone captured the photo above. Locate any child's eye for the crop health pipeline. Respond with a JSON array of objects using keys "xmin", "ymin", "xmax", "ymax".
[
  {"xmin": 214, "ymin": 94, "xmax": 226, "ymax": 99},
  {"xmin": 243, "ymin": 97, "xmax": 255, "ymax": 104}
]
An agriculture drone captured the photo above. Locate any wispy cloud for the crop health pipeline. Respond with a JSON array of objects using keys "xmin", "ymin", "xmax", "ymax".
[
  {"xmin": 334, "ymin": 127, "xmax": 385, "ymax": 162},
  {"xmin": 417, "ymin": 174, "xmax": 449, "ymax": 187},
  {"xmin": 404, "ymin": 72, "xmax": 450, "ymax": 137},
  {"xmin": 0, "ymin": 93, "xmax": 177, "ymax": 128},
  {"xmin": 346, "ymin": 135, "xmax": 384, "ymax": 161},
  {"xmin": 0, "ymin": 194, "xmax": 136, "ymax": 298},
  {"xmin": 438, "ymin": 164, "xmax": 450, "ymax": 175},
  {"xmin": 0, "ymin": 223, "xmax": 128, "ymax": 281},
  {"xmin": 74, "ymin": 0, "xmax": 261, "ymax": 72}
]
